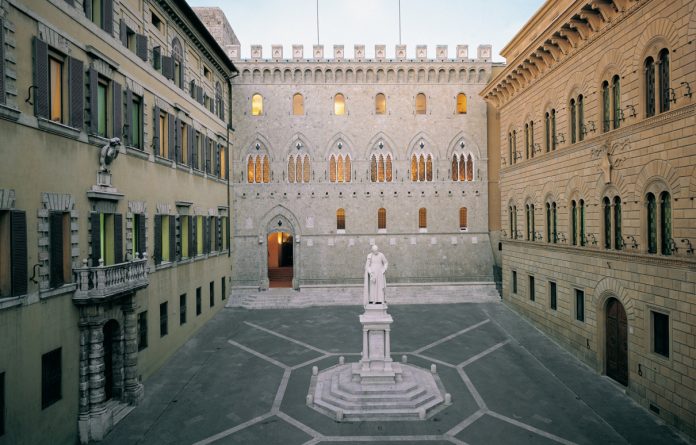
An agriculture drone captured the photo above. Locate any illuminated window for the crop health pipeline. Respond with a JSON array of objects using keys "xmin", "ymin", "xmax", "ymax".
[
  {"xmin": 337, "ymin": 155, "xmax": 344, "ymax": 182},
  {"xmin": 334, "ymin": 93, "xmax": 345, "ymax": 115},
  {"xmin": 263, "ymin": 156, "xmax": 270, "ymax": 182},
  {"xmin": 385, "ymin": 155, "xmax": 393, "ymax": 182},
  {"xmin": 336, "ymin": 208, "xmax": 345, "ymax": 230},
  {"xmin": 293, "ymin": 93, "xmax": 304, "ymax": 115},
  {"xmin": 303, "ymin": 155, "xmax": 310, "ymax": 182},
  {"xmin": 288, "ymin": 154, "xmax": 311, "ymax": 183},
  {"xmin": 456, "ymin": 93, "xmax": 467, "ymax": 114},
  {"xmin": 345, "ymin": 156, "xmax": 351, "ymax": 182},
  {"xmin": 329, "ymin": 155, "xmax": 336, "ymax": 182},
  {"xmin": 378, "ymin": 208, "xmax": 386, "ymax": 230},
  {"xmin": 375, "ymin": 93, "xmax": 386, "ymax": 114},
  {"xmin": 452, "ymin": 153, "xmax": 474, "ymax": 181},
  {"xmin": 255, "ymin": 156, "xmax": 262, "ymax": 183},
  {"xmin": 247, "ymin": 156, "xmax": 254, "ymax": 183},
  {"xmin": 158, "ymin": 113, "xmax": 167, "ymax": 158},
  {"xmin": 251, "ymin": 94, "xmax": 263, "ymax": 116},
  {"xmin": 49, "ymin": 57, "xmax": 63, "ymax": 122},
  {"xmin": 415, "ymin": 93, "xmax": 426, "ymax": 114},
  {"xmin": 459, "ymin": 207, "xmax": 468, "ymax": 231},
  {"xmin": 418, "ymin": 208, "xmax": 427, "ymax": 229},
  {"xmin": 370, "ymin": 155, "xmax": 377, "ymax": 182}
]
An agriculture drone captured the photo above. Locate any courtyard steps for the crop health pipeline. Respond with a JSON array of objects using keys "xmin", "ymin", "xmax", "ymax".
[{"xmin": 226, "ymin": 283, "xmax": 500, "ymax": 309}]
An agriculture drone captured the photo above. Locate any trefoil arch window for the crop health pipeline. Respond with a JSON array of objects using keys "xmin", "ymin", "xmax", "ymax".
[
  {"xmin": 410, "ymin": 153, "xmax": 433, "ymax": 182},
  {"xmin": 451, "ymin": 152, "xmax": 474, "ymax": 182}
]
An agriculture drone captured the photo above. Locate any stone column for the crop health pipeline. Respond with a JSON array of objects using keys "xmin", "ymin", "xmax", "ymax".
[
  {"xmin": 77, "ymin": 319, "xmax": 91, "ymax": 444},
  {"xmin": 123, "ymin": 297, "xmax": 144, "ymax": 404},
  {"xmin": 88, "ymin": 320, "xmax": 106, "ymax": 414}
]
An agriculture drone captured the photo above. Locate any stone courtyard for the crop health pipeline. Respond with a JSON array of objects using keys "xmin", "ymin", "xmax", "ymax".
[{"xmin": 101, "ymin": 302, "xmax": 687, "ymax": 445}]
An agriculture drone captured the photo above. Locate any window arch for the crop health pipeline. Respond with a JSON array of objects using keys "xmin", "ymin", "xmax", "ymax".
[
  {"xmin": 375, "ymin": 93, "xmax": 386, "ymax": 114},
  {"xmin": 334, "ymin": 93, "xmax": 345, "ymax": 115},
  {"xmin": 377, "ymin": 208, "xmax": 386, "ymax": 230},
  {"xmin": 415, "ymin": 93, "xmax": 426, "ymax": 114},
  {"xmin": 292, "ymin": 93, "xmax": 304, "ymax": 115},
  {"xmin": 459, "ymin": 207, "xmax": 468, "ymax": 231},
  {"xmin": 456, "ymin": 93, "xmax": 467, "ymax": 114},
  {"xmin": 418, "ymin": 208, "xmax": 427, "ymax": 230},
  {"xmin": 251, "ymin": 94, "xmax": 263, "ymax": 116},
  {"xmin": 336, "ymin": 208, "xmax": 345, "ymax": 231},
  {"xmin": 329, "ymin": 154, "xmax": 352, "ymax": 183}
]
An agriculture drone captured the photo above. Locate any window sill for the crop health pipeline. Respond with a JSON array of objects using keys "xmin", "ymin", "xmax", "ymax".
[
  {"xmin": 40, "ymin": 283, "xmax": 77, "ymax": 300},
  {"xmin": 154, "ymin": 261, "xmax": 174, "ymax": 271},
  {"xmin": 37, "ymin": 118, "xmax": 82, "ymax": 139},
  {"xmin": 192, "ymin": 169, "xmax": 205, "ymax": 177},
  {"xmin": 88, "ymin": 134, "xmax": 112, "ymax": 146},
  {"xmin": 155, "ymin": 156, "xmax": 174, "ymax": 167},
  {"xmin": 336, "ymin": 229, "xmax": 346, "ymax": 234},
  {"xmin": 0, "ymin": 103, "xmax": 20, "ymax": 121},
  {"xmin": 0, "ymin": 296, "xmax": 23, "ymax": 311},
  {"xmin": 378, "ymin": 229, "xmax": 387, "ymax": 234},
  {"xmin": 460, "ymin": 228, "xmax": 469, "ymax": 232},
  {"xmin": 419, "ymin": 228, "xmax": 428, "ymax": 233},
  {"xmin": 126, "ymin": 146, "xmax": 149, "ymax": 160}
]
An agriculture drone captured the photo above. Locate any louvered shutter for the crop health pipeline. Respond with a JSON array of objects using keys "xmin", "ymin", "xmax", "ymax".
[
  {"xmin": 152, "ymin": 105, "xmax": 160, "ymax": 154},
  {"xmin": 103, "ymin": 0, "xmax": 113, "ymax": 35},
  {"xmin": 174, "ymin": 118, "xmax": 181, "ymax": 163},
  {"xmin": 203, "ymin": 135, "xmax": 210, "ymax": 173},
  {"xmin": 203, "ymin": 217, "xmax": 209, "ymax": 254},
  {"xmin": 0, "ymin": 19, "xmax": 5, "ymax": 104},
  {"xmin": 65, "ymin": 0, "xmax": 74, "ymax": 7},
  {"xmin": 168, "ymin": 216, "xmax": 176, "ymax": 262},
  {"xmin": 113, "ymin": 213, "xmax": 123, "ymax": 263},
  {"xmin": 196, "ymin": 86, "xmax": 203, "ymax": 104},
  {"xmin": 153, "ymin": 215, "xmax": 161, "ymax": 265},
  {"xmin": 84, "ymin": 0, "xmax": 92, "ymax": 23},
  {"xmin": 49, "ymin": 212, "xmax": 64, "ymax": 288},
  {"xmin": 167, "ymin": 113, "xmax": 175, "ymax": 161},
  {"xmin": 136, "ymin": 34, "xmax": 148, "ymax": 61},
  {"xmin": 10, "ymin": 210, "xmax": 27, "ymax": 297},
  {"xmin": 225, "ymin": 218, "xmax": 230, "ymax": 251},
  {"xmin": 191, "ymin": 216, "xmax": 197, "ymax": 256},
  {"xmin": 187, "ymin": 125, "xmax": 194, "ymax": 166},
  {"xmin": 112, "ymin": 81, "xmax": 122, "ymax": 139},
  {"xmin": 90, "ymin": 213, "xmax": 101, "ymax": 267},
  {"xmin": 180, "ymin": 53, "xmax": 185, "ymax": 90},
  {"xmin": 153, "ymin": 46, "xmax": 161, "ymax": 70},
  {"xmin": 33, "ymin": 37, "xmax": 49, "ymax": 119},
  {"xmin": 119, "ymin": 19, "xmax": 127, "ymax": 47},
  {"xmin": 215, "ymin": 217, "xmax": 221, "ymax": 251},
  {"xmin": 124, "ymin": 88, "xmax": 133, "ymax": 144},
  {"xmin": 88, "ymin": 68, "xmax": 98, "ymax": 134},
  {"xmin": 161, "ymin": 56, "xmax": 174, "ymax": 80},
  {"xmin": 137, "ymin": 214, "xmax": 146, "ymax": 256},
  {"xmin": 192, "ymin": 131, "xmax": 199, "ymax": 169},
  {"xmin": 215, "ymin": 143, "xmax": 221, "ymax": 177},
  {"xmin": 68, "ymin": 57, "xmax": 84, "ymax": 129}
]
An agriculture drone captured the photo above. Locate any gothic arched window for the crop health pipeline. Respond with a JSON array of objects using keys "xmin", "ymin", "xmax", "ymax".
[
  {"xmin": 252, "ymin": 94, "xmax": 263, "ymax": 116},
  {"xmin": 378, "ymin": 208, "xmax": 386, "ymax": 230},
  {"xmin": 334, "ymin": 93, "xmax": 345, "ymax": 115},
  {"xmin": 293, "ymin": 93, "xmax": 304, "ymax": 115},
  {"xmin": 375, "ymin": 93, "xmax": 386, "ymax": 114},
  {"xmin": 456, "ymin": 93, "xmax": 467, "ymax": 114},
  {"xmin": 416, "ymin": 93, "xmax": 426, "ymax": 114}
]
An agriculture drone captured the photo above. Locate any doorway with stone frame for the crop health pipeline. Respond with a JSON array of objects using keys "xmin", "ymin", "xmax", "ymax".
[
  {"xmin": 605, "ymin": 297, "xmax": 628, "ymax": 386},
  {"xmin": 267, "ymin": 231, "xmax": 293, "ymax": 288}
]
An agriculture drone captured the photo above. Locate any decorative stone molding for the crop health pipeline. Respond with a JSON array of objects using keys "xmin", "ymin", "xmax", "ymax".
[
  {"xmin": 375, "ymin": 45, "xmax": 386, "ymax": 59},
  {"xmin": 37, "ymin": 22, "xmax": 70, "ymax": 54},
  {"xmin": 250, "ymin": 44, "xmax": 262, "ymax": 59},
  {"xmin": 354, "ymin": 45, "xmax": 365, "ymax": 59},
  {"xmin": 416, "ymin": 45, "xmax": 427, "ymax": 59},
  {"xmin": 227, "ymin": 44, "xmax": 240, "ymax": 60},
  {"xmin": 292, "ymin": 44, "xmax": 303, "ymax": 59},
  {"xmin": 395, "ymin": 45, "xmax": 406, "ymax": 59},
  {"xmin": 436, "ymin": 45, "xmax": 448, "ymax": 60},
  {"xmin": 156, "ymin": 202, "xmax": 172, "ymax": 215},
  {"xmin": 313, "ymin": 44, "xmax": 324, "ymax": 60},
  {"xmin": 0, "ymin": 188, "xmax": 15, "ymax": 208},
  {"xmin": 126, "ymin": 201, "xmax": 147, "ymax": 261},
  {"xmin": 334, "ymin": 45, "xmax": 344, "ymax": 60},
  {"xmin": 456, "ymin": 45, "xmax": 468, "ymax": 60},
  {"xmin": 38, "ymin": 193, "xmax": 79, "ymax": 292},
  {"xmin": 271, "ymin": 45, "xmax": 282, "ymax": 59}
]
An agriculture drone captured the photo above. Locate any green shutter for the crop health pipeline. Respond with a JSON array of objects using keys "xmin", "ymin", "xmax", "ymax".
[
  {"xmin": 112, "ymin": 81, "xmax": 122, "ymax": 139},
  {"xmin": 114, "ymin": 213, "xmax": 123, "ymax": 263},
  {"xmin": 49, "ymin": 212, "xmax": 64, "ymax": 288},
  {"xmin": 33, "ymin": 38, "xmax": 49, "ymax": 118},
  {"xmin": 153, "ymin": 215, "xmax": 162, "ymax": 265},
  {"xmin": 169, "ymin": 216, "xmax": 176, "ymax": 262},
  {"xmin": 10, "ymin": 210, "xmax": 28, "ymax": 296},
  {"xmin": 90, "ymin": 213, "xmax": 101, "ymax": 267}
]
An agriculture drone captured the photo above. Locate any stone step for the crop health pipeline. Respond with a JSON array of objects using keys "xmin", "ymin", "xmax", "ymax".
[{"xmin": 319, "ymin": 390, "xmax": 440, "ymax": 411}]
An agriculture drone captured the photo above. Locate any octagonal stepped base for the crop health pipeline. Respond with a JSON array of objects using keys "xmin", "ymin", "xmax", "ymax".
[{"xmin": 308, "ymin": 363, "xmax": 448, "ymax": 421}]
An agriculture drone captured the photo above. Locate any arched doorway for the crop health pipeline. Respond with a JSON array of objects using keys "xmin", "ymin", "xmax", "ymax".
[
  {"xmin": 267, "ymin": 231, "xmax": 293, "ymax": 287},
  {"xmin": 102, "ymin": 319, "xmax": 123, "ymax": 401},
  {"xmin": 605, "ymin": 298, "xmax": 628, "ymax": 385}
]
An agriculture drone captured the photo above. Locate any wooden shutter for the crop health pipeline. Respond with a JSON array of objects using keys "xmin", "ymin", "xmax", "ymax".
[
  {"xmin": 152, "ymin": 105, "xmax": 160, "ymax": 154},
  {"xmin": 161, "ymin": 56, "xmax": 174, "ymax": 80},
  {"xmin": 153, "ymin": 46, "xmax": 161, "ymax": 70},
  {"xmin": 113, "ymin": 213, "xmax": 123, "ymax": 263},
  {"xmin": 68, "ymin": 57, "xmax": 84, "ymax": 129},
  {"xmin": 103, "ymin": 0, "xmax": 113, "ymax": 35},
  {"xmin": 119, "ymin": 19, "xmax": 127, "ymax": 46},
  {"xmin": 191, "ymin": 216, "xmax": 197, "ymax": 256},
  {"xmin": 174, "ymin": 118, "xmax": 181, "ymax": 163},
  {"xmin": 225, "ymin": 218, "xmax": 230, "ymax": 251},
  {"xmin": 167, "ymin": 114, "xmax": 175, "ymax": 160},
  {"xmin": 137, "ymin": 214, "xmax": 146, "ymax": 256},
  {"xmin": 203, "ymin": 217, "xmax": 210, "ymax": 254},
  {"xmin": 49, "ymin": 212, "xmax": 64, "ymax": 288},
  {"xmin": 196, "ymin": 86, "xmax": 203, "ymax": 104},
  {"xmin": 187, "ymin": 125, "xmax": 194, "ymax": 166},
  {"xmin": 84, "ymin": 0, "xmax": 92, "ymax": 21},
  {"xmin": 88, "ymin": 68, "xmax": 98, "ymax": 134},
  {"xmin": 136, "ymin": 34, "xmax": 148, "ymax": 61},
  {"xmin": 0, "ymin": 19, "xmax": 5, "ymax": 105},
  {"xmin": 192, "ymin": 131, "xmax": 199, "ymax": 168},
  {"xmin": 124, "ymin": 88, "xmax": 132, "ymax": 144},
  {"xmin": 153, "ymin": 215, "xmax": 161, "ymax": 265},
  {"xmin": 215, "ymin": 217, "xmax": 221, "ymax": 251},
  {"xmin": 90, "ymin": 212, "xmax": 101, "ymax": 267},
  {"xmin": 10, "ymin": 210, "xmax": 27, "ymax": 296},
  {"xmin": 168, "ymin": 216, "xmax": 176, "ymax": 262},
  {"xmin": 215, "ymin": 143, "xmax": 221, "ymax": 177},
  {"xmin": 203, "ymin": 135, "xmax": 210, "ymax": 173},
  {"xmin": 33, "ymin": 37, "xmax": 49, "ymax": 119},
  {"xmin": 112, "ymin": 81, "xmax": 122, "ymax": 139}
]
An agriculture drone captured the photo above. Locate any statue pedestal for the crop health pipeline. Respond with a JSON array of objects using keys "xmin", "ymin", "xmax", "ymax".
[{"xmin": 352, "ymin": 303, "xmax": 403, "ymax": 384}]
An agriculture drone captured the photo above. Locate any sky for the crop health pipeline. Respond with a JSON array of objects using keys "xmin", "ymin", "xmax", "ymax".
[{"xmin": 187, "ymin": 0, "xmax": 546, "ymax": 62}]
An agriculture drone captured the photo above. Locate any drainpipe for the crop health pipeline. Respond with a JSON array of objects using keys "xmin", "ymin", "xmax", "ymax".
[{"xmin": 226, "ymin": 71, "xmax": 239, "ymax": 259}]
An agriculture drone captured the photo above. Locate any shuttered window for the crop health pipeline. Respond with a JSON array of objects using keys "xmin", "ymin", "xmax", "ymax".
[
  {"xmin": 85, "ymin": 0, "xmax": 113, "ymax": 34},
  {"xmin": 132, "ymin": 213, "xmax": 146, "ymax": 258},
  {"xmin": 127, "ymin": 92, "xmax": 143, "ymax": 149},
  {"xmin": 0, "ymin": 18, "xmax": 5, "ymax": 105},
  {"xmin": 41, "ymin": 348, "xmax": 62, "ymax": 409},
  {"xmin": 0, "ymin": 210, "xmax": 28, "ymax": 298},
  {"xmin": 49, "ymin": 212, "xmax": 71, "ymax": 288},
  {"xmin": 90, "ymin": 213, "xmax": 121, "ymax": 266}
]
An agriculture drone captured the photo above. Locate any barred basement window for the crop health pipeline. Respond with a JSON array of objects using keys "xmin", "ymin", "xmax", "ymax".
[
  {"xmin": 529, "ymin": 275, "xmax": 535, "ymax": 301},
  {"xmin": 336, "ymin": 208, "xmax": 345, "ymax": 230},
  {"xmin": 418, "ymin": 208, "xmax": 427, "ymax": 229},
  {"xmin": 549, "ymin": 281, "xmax": 557, "ymax": 310},
  {"xmin": 378, "ymin": 208, "xmax": 386, "ymax": 230},
  {"xmin": 159, "ymin": 302, "xmax": 168, "ymax": 337},
  {"xmin": 575, "ymin": 289, "xmax": 585, "ymax": 322},
  {"xmin": 512, "ymin": 270, "xmax": 517, "ymax": 294},
  {"xmin": 41, "ymin": 348, "xmax": 62, "ymax": 409},
  {"xmin": 209, "ymin": 281, "xmax": 215, "ymax": 307},
  {"xmin": 137, "ymin": 311, "xmax": 148, "ymax": 350},
  {"xmin": 196, "ymin": 287, "xmax": 202, "ymax": 315},
  {"xmin": 375, "ymin": 93, "xmax": 386, "ymax": 114},
  {"xmin": 179, "ymin": 294, "xmax": 187, "ymax": 325}
]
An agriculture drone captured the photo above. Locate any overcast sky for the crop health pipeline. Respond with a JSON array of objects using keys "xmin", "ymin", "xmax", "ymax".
[{"xmin": 188, "ymin": 0, "xmax": 545, "ymax": 61}]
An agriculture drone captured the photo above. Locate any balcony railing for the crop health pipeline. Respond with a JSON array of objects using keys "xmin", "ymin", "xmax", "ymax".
[{"xmin": 73, "ymin": 255, "xmax": 149, "ymax": 303}]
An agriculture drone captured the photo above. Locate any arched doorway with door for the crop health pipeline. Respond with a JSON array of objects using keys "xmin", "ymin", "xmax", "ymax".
[
  {"xmin": 103, "ymin": 319, "xmax": 124, "ymax": 401},
  {"xmin": 267, "ymin": 231, "xmax": 293, "ymax": 287},
  {"xmin": 605, "ymin": 297, "xmax": 628, "ymax": 386}
]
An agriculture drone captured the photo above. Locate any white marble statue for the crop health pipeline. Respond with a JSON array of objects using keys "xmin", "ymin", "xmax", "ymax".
[{"xmin": 364, "ymin": 245, "xmax": 388, "ymax": 305}]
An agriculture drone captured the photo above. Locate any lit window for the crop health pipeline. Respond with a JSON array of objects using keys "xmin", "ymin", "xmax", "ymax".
[
  {"xmin": 378, "ymin": 208, "xmax": 386, "ymax": 230},
  {"xmin": 330, "ymin": 155, "xmax": 337, "ymax": 183},
  {"xmin": 375, "ymin": 93, "xmax": 386, "ymax": 114},
  {"xmin": 459, "ymin": 207, "xmax": 468, "ymax": 231},
  {"xmin": 247, "ymin": 156, "xmax": 254, "ymax": 183},
  {"xmin": 49, "ymin": 57, "xmax": 63, "ymax": 122},
  {"xmin": 293, "ymin": 93, "xmax": 304, "ymax": 115},
  {"xmin": 336, "ymin": 208, "xmax": 345, "ymax": 231},
  {"xmin": 334, "ymin": 93, "xmax": 345, "ymax": 115},
  {"xmin": 263, "ymin": 156, "xmax": 270, "ymax": 182},
  {"xmin": 252, "ymin": 94, "xmax": 263, "ymax": 115},
  {"xmin": 456, "ymin": 93, "xmax": 467, "ymax": 114},
  {"xmin": 418, "ymin": 208, "xmax": 427, "ymax": 229},
  {"xmin": 415, "ymin": 93, "xmax": 426, "ymax": 114}
]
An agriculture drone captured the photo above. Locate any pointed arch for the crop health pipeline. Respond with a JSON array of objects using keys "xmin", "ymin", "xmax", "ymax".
[
  {"xmin": 324, "ymin": 132, "xmax": 356, "ymax": 159},
  {"xmin": 364, "ymin": 132, "xmax": 398, "ymax": 159},
  {"xmin": 406, "ymin": 131, "xmax": 440, "ymax": 159},
  {"xmin": 240, "ymin": 133, "xmax": 273, "ymax": 161},
  {"xmin": 446, "ymin": 131, "xmax": 482, "ymax": 161}
]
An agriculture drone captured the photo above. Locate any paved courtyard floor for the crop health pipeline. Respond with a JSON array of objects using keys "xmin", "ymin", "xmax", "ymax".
[{"xmin": 102, "ymin": 303, "xmax": 688, "ymax": 445}]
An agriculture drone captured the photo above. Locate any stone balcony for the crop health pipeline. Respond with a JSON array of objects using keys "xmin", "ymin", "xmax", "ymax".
[{"xmin": 72, "ymin": 256, "xmax": 149, "ymax": 304}]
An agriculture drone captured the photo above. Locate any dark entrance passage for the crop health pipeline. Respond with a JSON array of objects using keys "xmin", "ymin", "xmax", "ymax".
[
  {"xmin": 268, "ymin": 231, "xmax": 293, "ymax": 287},
  {"xmin": 103, "ymin": 319, "xmax": 120, "ymax": 400},
  {"xmin": 606, "ymin": 298, "xmax": 628, "ymax": 386}
]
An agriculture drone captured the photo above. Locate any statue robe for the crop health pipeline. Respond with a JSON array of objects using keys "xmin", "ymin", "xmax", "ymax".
[{"xmin": 363, "ymin": 251, "xmax": 388, "ymax": 305}]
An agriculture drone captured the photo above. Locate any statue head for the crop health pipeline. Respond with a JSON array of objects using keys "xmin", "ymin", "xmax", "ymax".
[{"xmin": 371, "ymin": 245, "xmax": 379, "ymax": 254}]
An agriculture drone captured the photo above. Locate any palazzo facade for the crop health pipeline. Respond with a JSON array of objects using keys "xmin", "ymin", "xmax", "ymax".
[{"xmin": 482, "ymin": 0, "xmax": 696, "ymax": 438}]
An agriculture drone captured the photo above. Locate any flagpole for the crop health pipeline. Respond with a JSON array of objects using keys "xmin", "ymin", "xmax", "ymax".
[
  {"xmin": 398, "ymin": 0, "xmax": 402, "ymax": 45},
  {"xmin": 316, "ymin": 0, "xmax": 320, "ymax": 45}
]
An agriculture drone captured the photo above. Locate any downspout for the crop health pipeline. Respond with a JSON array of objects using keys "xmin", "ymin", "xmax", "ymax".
[{"xmin": 226, "ymin": 71, "xmax": 239, "ymax": 259}]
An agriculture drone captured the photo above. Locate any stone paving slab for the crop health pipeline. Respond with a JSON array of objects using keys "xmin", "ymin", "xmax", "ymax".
[{"xmin": 101, "ymin": 303, "xmax": 689, "ymax": 445}]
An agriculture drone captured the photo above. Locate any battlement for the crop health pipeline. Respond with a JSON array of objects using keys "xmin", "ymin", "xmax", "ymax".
[{"xmin": 228, "ymin": 44, "xmax": 493, "ymax": 63}]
